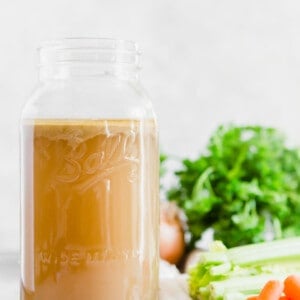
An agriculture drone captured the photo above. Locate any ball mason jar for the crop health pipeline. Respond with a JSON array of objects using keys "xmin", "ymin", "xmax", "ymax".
[{"xmin": 20, "ymin": 38, "xmax": 159, "ymax": 300}]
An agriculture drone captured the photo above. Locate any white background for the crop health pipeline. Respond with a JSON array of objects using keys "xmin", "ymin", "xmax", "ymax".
[{"xmin": 2, "ymin": 0, "xmax": 300, "ymax": 255}]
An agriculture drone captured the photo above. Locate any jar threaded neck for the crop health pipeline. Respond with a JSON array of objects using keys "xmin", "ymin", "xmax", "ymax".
[{"xmin": 38, "ymin": 38, "xmax": 141, "ymax": 80}]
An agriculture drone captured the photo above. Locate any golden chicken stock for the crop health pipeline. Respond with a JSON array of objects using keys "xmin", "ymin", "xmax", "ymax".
[{"xmin": 21, "ymin": 119, "xmax": 159, "ymax": 300}]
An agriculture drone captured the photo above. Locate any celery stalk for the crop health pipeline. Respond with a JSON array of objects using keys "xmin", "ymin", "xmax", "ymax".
[
  {"xmin": 188, "ymin": 237, "xmax": 300, "ymax": 300},
  {"xmin": 209, "ymin": 274, "xmax": 287, "ymax": 299},
  {"xmin": 227, "ymin": 237, "xmax": 300, "ymax": 265}
]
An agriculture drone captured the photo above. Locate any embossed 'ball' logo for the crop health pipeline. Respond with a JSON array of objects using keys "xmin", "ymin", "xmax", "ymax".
[
  {"xmin": 55, "ymin": 132, "xmax": 140, "ymax": 189},
  {"xmin": 56, "ymin": 158, "xmax": 81, "ymax": 183}
]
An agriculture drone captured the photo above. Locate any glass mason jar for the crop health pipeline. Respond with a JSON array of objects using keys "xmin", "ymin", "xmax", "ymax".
[{"xmin": 20, "ymin": 38, "xmax": 159, "ymax": 300}]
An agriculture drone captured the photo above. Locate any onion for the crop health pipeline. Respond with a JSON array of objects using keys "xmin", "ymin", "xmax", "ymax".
[
  {"xmin": 159, "ymin": 201, "xmax": 185, "ymax": 265},
  {"xmin": 182, "ymin": 249, "xmax": 203, "ymax": 273}
]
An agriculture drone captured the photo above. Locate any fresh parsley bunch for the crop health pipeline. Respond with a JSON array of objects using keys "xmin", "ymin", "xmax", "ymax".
[{"xmin": 168, "ymin": 125, "xmax": 300, "ymax": 248}]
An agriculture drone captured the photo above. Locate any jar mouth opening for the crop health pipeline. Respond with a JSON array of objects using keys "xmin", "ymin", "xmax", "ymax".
[{"xmin": 38, "ymin": 38, "xmax": 141, "ymax": 67}]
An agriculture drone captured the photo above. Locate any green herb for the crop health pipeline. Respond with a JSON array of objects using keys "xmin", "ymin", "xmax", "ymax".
[
  {"xmin": 168, "ymin": 124, "xmax": 300, "ymax": 248},
  {"xmin": 160, "ymin": 153, "xmax": 168, "ymax": 177},
  {"xmin": 189, "ymin": 237, "xmax": 300, "ymax": 300}
]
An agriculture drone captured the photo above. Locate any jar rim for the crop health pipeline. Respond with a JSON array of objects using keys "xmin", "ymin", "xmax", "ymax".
[
  {"xmin": 38, "ymin": 38, "xmax": 140, "ymax": 53},
  {"xmin": 38, "ymin": 38, "xmax": 141, "ymax": 68}
]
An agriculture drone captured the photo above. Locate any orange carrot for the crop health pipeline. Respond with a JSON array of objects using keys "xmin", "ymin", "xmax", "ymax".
[
  {"xmin": 284, "ymin": 274, "xmax": 300, "ymax": 300},
  {"xmin": 257, "ymin": 280, "xmax": 284, "ymax": 300},
  {"xmin": 247, "ymin": 296, "xmax": 287, "ymax": 300}
]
